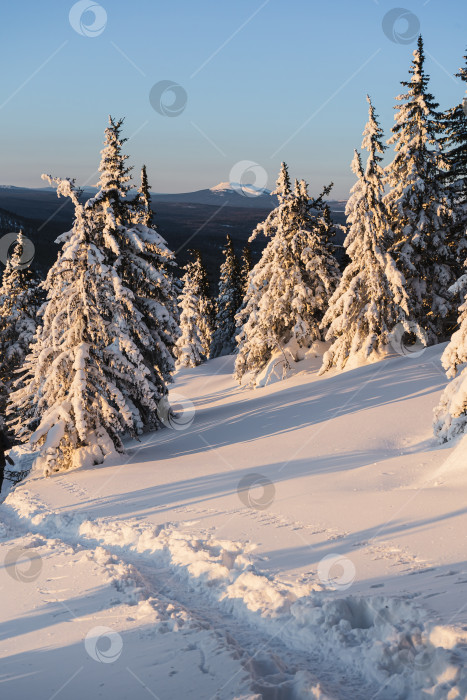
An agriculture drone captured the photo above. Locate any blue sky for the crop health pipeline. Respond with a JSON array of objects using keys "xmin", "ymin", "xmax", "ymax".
[{"xmin": 0, "ymin": 0, "xmax": 466, "ymax": 198}]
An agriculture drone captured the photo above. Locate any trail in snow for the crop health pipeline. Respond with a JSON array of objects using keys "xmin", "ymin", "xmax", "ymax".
[{"xmin": 2, "ymin": 345, "xmax": 467, "ymax": 698}]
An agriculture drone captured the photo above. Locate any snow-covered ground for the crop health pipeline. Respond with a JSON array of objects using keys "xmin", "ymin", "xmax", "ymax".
[{"xmin": 2, "ymin": 344, "xmax": 467, "ymax": 699}]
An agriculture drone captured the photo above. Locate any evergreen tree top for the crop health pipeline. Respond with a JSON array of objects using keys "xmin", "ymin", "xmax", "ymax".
[
  {"xmin": 136, "ymin": 164, "xmax": 154, "ymax": 227},
  {"xmin": 391, "ymin": 34, "xmax": 439, "ymax": 132},
  {"xmin": 273, "ymin": 162, "xmax": 292, "ymax": 201},
  {"xmin": 91, "ymin": 116, "xmax": 133, "ymax": 220},
  {"xmin": 362, "ymin": 96, "xmax": 385, "ymax": 168}
]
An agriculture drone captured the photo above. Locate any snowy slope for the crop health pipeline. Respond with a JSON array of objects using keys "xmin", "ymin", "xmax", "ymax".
[{"xmin": 1, "ymin": 344, "xmax": 467, "ymax": 699}]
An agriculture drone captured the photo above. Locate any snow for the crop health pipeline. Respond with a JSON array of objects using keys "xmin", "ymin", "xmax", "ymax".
[
  {"xmin": 2, "ymin": 344, "xmax": 467, "ymax": 698},
  {"xmin": 211, "ymin": 182, "xmax": 272, "ymax": 196}
]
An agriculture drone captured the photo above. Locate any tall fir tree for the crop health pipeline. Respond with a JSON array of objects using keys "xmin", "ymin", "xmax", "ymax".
[
  {"xmin": 296, "ymin": 179, "xmax": 341, "ymax": 332},
  {"xmin": 174, "ymin": 250, "xmax": 213, "ymax": 367},
  {"xmin": 384, "ymin": 35, "xmax": 455, "ymax": 343},
  {"xmin": 210, "ymin": 235, "xmax": 243, "ymax": 358},
  {"xmin": 439, "ymin": 50, "xmax": 467, "ymax": 270},
  {"xmin": 132, "ymin": 163, "xmax": 180, "ymax": 360},
  {"xmin": 86, "ymin": 117, "xmax": 179, "ymax": 392},
  {"xmin": 434, "ymin": 271, "xmax": 467, "ymax": 441},
  {"xmin": 135, "ymin": 164, "xmax": 152, "ymax": 226},
  {"xmin": 235, "ymin": 164, "xmax": 340, "ymax": 384},
  {"xmin": 10, "ymin": 178, "xmax": 172, "ymax": 474},
  {"xmin": 240, "ymin": 242, "xmax": 252, "ymax": 296},
  {"xmin": 321, "ymin": 97, "xmax": 422, "ymax": 373},
  {"xmin": 0, "ymin": 231, "xmax": 40, "ymax": 418},
  {"xmin": 10, "ymin": 118, "xmax": 180, "ymax": 473}
]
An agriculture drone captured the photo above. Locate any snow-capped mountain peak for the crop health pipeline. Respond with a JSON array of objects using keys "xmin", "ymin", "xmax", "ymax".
[{"xmin": 210, "ymin": 182, "xmax": 272, "ymax": 197}]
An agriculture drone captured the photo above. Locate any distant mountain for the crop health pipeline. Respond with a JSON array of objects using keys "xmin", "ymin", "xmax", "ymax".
[
  {"xmin": 0, "ymin": 183, "xmax": 347, "ymax": 215},
  {"xmin": 151, "ymin": 182, "xmax": 278, "ymax": 210},
  {"xmin": 0, "ymin": 185, "xmax": 348, "ymax": 288}
]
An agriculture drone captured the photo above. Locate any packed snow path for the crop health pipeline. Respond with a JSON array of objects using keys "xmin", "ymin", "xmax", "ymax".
[{"xmin": 2, "ymin": 346, "xmax": 467, "ymax": 699}]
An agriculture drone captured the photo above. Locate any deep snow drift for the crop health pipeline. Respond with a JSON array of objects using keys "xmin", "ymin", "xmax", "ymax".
[{"xmin": 1, "ymin": 344, "xmax": 467, "ymax": 699}]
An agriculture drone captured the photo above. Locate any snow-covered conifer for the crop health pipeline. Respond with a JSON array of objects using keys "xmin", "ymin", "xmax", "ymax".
[
  {"xmin": 134, "ymin": 164, "xmax": 152, "ymax": 226},
  {"xmin": 86, "ymin": 118, "xmax": 179, "ymax": 389},
  {"xmin": 439, "ymin": 50, "xmax": 467, "ymax": 270},
  {"xmin": 174, "ymin": 250, "xmax": 213, "ymax": 367},
  {"xmin": 240, "ymin": 243, "xmax": 252, "ymax": 295},
  {"xmin": 235, "ymin": 164, "xmax": 341, "ymax": 383},
  {"xmin": 210, "ymin": 235, "xmax": 242, "ymax": 357},
  {"xmin": 321, "ymin": 97, "xmax": 421, "ymax": 373},
  {"xmin": 0, "ymin": 231, "xmax": 40, "ymax": 416},
  {"xmin": 10, "ymin": 177, "xmax": 172, "ymax": 474},
  {"xmin": 434, "ymin": 272, "xmax": 467, "ymax": 441},
  {"xmin": 384, "ymin": 36, "xmax": 454, "ymax": 342}
]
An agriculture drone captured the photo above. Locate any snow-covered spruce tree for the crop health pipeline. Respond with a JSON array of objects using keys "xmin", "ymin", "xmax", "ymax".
[
  {"xmin": 210, "ymin": 235, "xmax": 243, "ymax": 357},
  {"xmin": 0, "ymin": 231, "xmax": 40, "ymax": 417},
  {"xmin": 384, "ymin": 36, "xmax": 455, "ymax": 343},
  {"xmin": 235, "ymin": 163, "xmax": 341, "ymax": 384},
  {"xmin": 434, "ymin": 271, "xmax": 467, "ymax": 441},
  {"xmin": 174, "ymin": 250, "xmax": 213, "ymax": 367},
  {"xmin": 132, "ymin": 163, "xmax": 180, "ymax": 357},
  {"xmin": 10, "ymin": 177, "xmax": 172, "ymax": 474},
  {"xmin": 296, "ymin": 179, "xmax": 341, "ymax": 328},
  {"xmin": 86, "ymin": 118, "xmax": 179, "ymax": 392},
  {"xmin": 438, "ymin": 50, "xmax": 467, "ymax": 272},
  {"xmin": 321, "ymin": 97, "xmax": 422, "ymax": 373},
  {"xmin": 134, "ymin": 163, "xmax": 152, "ymax": 226},
  {"xmin": 240, "ymin": 242, "xmax": 252, "ymax": 295}
]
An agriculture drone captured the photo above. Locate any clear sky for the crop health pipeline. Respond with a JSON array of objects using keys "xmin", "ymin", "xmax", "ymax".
[{"xmin": 0, "ymin": 0, "xmax": 466, "ymax": 199}]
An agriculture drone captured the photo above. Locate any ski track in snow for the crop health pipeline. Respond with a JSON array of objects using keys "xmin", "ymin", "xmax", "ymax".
[
  {"xmin": 3, "ymin": 347, "xmax": 467, "ymax": 698},
  {"xmin": 2, "ymin": 484, "xmax": 467, "ymax": 700}
]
